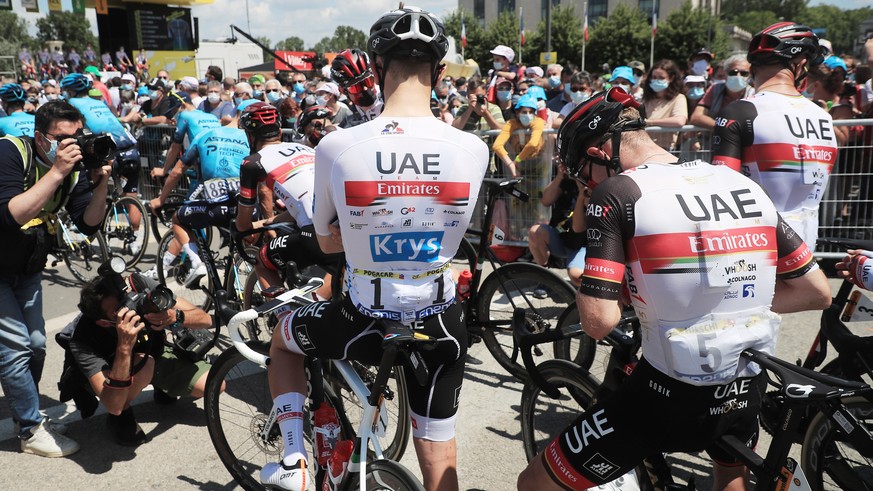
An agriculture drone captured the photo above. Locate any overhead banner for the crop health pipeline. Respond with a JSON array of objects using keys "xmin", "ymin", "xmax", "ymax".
[
  {"xmin": 21, "ymin": 0, "xmax": 38, "ymax": 13},
  {"xmin": 72, "ymin": 0, "xmax": 85, "ymax": 15},
  {"xmin": 128, "ymin": 4, "xmax": 194, "ymax": 51},
  {"xmin": 47, "ymin": 0, "xmax": 62, "ymax": 12},
  {"xmin": 273, "ymin": 51, "xmax": 317, "ymax": 71}
]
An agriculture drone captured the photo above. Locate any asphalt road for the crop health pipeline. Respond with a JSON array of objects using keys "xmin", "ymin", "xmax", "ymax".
[{"xmin": 0, "ymin": 235, "xmax": 859, "ymax": 490}]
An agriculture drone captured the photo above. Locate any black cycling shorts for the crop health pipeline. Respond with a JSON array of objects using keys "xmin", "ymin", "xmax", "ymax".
[
  {"xmin": 176, "ymin": 197, "xmax": 238, "ymax": 230},
  {"xmin": 278, "ymin": 296, "xmax": 467, "ymax": 437},
  {"xmin": 259, "ymin": 224, "xmax": 341, "ymax": 275},
  {"xmin": 113, "ymin": 148, "xmax": 140, "ymax": 194},
  {"xmin": 542, "ymin": 358, "xmax": 766, "ymax": 490}
]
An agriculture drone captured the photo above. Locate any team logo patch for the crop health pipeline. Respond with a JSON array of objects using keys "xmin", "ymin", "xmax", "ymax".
[
  {"xmin": 583, "ymin": 453, "xmax": 619, "ymax": 480},
  {"xmin": 381, "ymin": 121, "xmax": 404, "ymax": 135},
  {"xmin": 294, "ymin": 324, "xmax": 314, "ymax": 351},
  {"xmin": 370, "ymin": 231, "xmax": 443, "ymax": 263}
]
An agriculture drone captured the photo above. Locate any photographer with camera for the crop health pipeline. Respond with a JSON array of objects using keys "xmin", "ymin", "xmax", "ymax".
[
  {"xmin": 0, "ymin": 100, "xmax": 110, "ymax": 458},
  {"xmin": 61, "ymin": 259, "xmax": 213, "ymax": 446}
]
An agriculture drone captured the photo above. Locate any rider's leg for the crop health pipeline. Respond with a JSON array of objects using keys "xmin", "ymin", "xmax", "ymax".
[
  {"xmin": 711, "ymin": 462, "xmax": 749, "ymax": 491},
  {"xmin": 268, "ymin": 316, "xmax": 308, "ymax": 464},
  {"xmin": 414, "ymin": 438, "xmax": 459, "ymax": 491}
]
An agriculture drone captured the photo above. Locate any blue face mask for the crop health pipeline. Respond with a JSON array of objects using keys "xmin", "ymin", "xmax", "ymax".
[
  {"xmin": 233, "ymin": 96, "xmax": 242, "ymax": 106},
  {"xmin": 121, "ymin": 84, "xmax": 132, "ymax": 91},
  {"xmin": 267, "ymin": 91, "xmax": 282, "ymax": 103},
  {"xmin": 45, "ymin": 136, "xmax": 59, "ymax": 162},
  {"xmin": 518, "ymin": 113, "xmax": 535, "ymax": 127},
  {"xmin": 286, "ymin": 117, "xmax": 297, "ymax": 125},
  {"xmin": 148, "ymin": 90, "xmax": 160, "ymax": 100},
  {"xmin": 497, "ymin": 90, "xmax": 512, "ymax": 102},
  {"xmin": 511, "ymin": 94, "xmax": 521, "ymax": 106},
  {"xmin": 253, "ymin": 89, "xmax": 263, "ymax": 99},
  {"xmin": 649, "ymin": 79, "xmax": 669, "ymax": 92},
  {"xmin": 687, "ymin": 87, "xmax": 705, "ymax": 100},
  {"xmin": 548, "ymin": 76, "xmax": 561, "ymax": 88},
  {"xmin": 293, "ymin": 82, "xmax": 305, "ymax": 94},
  {"xmin": 493, "ymin": 61, "xmax": 504, "ymax": 70}
]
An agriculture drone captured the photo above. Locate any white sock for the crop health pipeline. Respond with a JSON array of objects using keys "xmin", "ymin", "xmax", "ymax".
[
  {"xmin": 274, "ymin": 392, "xmax": 308, "ymax": 465},
  {"xmin": 182, "ymin": 242, "xmax": 202, "ymax": 267},
  {"xmin": 162, "ymin": 252, "xmax": 177, "ymax": 269}
]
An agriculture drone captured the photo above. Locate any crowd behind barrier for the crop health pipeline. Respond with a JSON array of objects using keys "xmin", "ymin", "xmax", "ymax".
[{"xmin": 133, "ymin": 120, "xmax": 873, "ymax": 253}]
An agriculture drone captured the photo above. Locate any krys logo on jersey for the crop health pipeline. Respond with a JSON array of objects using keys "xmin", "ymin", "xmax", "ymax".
[{"xmin": 370, "ymin": 231, "xmax": 444, "ymax": 263}]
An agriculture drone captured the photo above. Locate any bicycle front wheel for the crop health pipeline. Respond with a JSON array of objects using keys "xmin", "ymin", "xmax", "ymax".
[
  {"xmin": 801, "ymin": 396, "xmax": 873, "ymax": 491},
  {"xmin": 348, "ymin": 459, "xmax": 424, "ymax": 491},
  {"xmin": 61, "ymin": 225, "xmax": 109, "ymax": 284},
  {"xmin": 156, "ymin": 229, "xmax": 213, "ymax": 310},
  {"xmin": 103, "ymin": 196, "xmax": 149, "ymax": 269},
  {"xmin": 478, "ymin": 263, "xmax": 576, "ymax": 380}
]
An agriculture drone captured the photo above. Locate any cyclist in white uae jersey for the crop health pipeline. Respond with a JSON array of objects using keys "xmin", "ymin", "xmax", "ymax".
[
  {"xmin": 712, "ymin": 22, "xmax": 837, "ymax": 249},
  {"xmin": 235, "ymin": 102, "xmax": 340, "ymax": 302},
  {"xmin": 260, "ymin": 7, "xmax": 488, "ymax": 491},
  {"xmin": 517, "ymin": 87, "xmax": 831, "ymax": 491}
]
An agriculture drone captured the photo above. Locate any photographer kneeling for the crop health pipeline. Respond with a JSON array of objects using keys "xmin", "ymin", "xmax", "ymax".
[{"xmin": 61, "ymin": 261, "xmax": 214, "ymax": 446}]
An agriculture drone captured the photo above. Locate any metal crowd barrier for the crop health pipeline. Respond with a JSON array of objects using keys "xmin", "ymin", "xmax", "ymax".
[{"xmin": 131, "ymin": 119, "xmax": 873, "ymax": 255}]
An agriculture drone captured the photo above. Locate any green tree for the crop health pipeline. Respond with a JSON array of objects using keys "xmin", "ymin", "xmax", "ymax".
[
  {"xmin": 275, "ymin": 36, "xmax": 305, "ymax": 52},
  {"xmin": 522, "ymin": 5, "xmax": 584, "ymax": 69},
  {"xmin": 255, "ymin": 36, "xmax": 273, "ymax": 61},
  {"xmin": 35, "ymin": 12, "xmax": 96, "ymax": 53},
  {"xmin": 799, "ymin": 5, "xmax": 873, "ymax": 55},
  {"xmin": 441, "ymin": 9, "xmax": 488, "ymax": 65},
  {"xmin": 312, "ymin": 36, "xmax": 334, "ymax": 55},
  {"xmin": 483, "ymin": 10, "xmax": 522, "ymax": 67},
  {"xmin": 331, "ymin": 26, "xmax": 367, "ymax": 52},
  {"xmin": 655, "ymin": 1, "xmax": 729, "ymax": 69},
  {"xmin": 729, "ymin": 10, "xmax": 783, "ymax": 38},
  {"xmin": 586, "ymin": 4, "xmax": 650, "ymax": 72},
  {"xmin": 0, "ymin": 11, "xmax": 33, "ymax": 68}
]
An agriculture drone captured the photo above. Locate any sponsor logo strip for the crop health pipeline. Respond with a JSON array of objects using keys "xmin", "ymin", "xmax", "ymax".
[
  {"xmin": 351, "ymin": 261, "xmax": 449, "ymax": 280},
  {"xmin": 544, "ymin": 439, "xmax": 591, "ymax": 490},
  {"xmin": 627, "ymin": 227, "xmax": 777, "ymax": 273},
  {"xmin": 777, "ymin": 242, "xmax": 814, "ymax": 274},
  {"xmin": 582, "ymin": 258, "xmax": 625, "ymax": 283},
  {"xmin": 344, "ymin": 181, "xmax": 471, "ymax": 207},
  {"xmin": 751, "ymin": 142, "xmax": 836, "ymax": 171}
]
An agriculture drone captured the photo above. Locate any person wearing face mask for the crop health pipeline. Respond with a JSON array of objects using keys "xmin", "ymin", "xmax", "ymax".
[
  {"xmin": 0, "ymin": 84, "xmax": 36, "ymax": 137},
  {"xmin": 606, "ymin": 66, "xmax": 635, "ymax": 96},
  {"xmin": 197, "ymin": 80, "xmax": 234, "ymax": 124},
  {"xmin": 557, "ymin": 74, "xmax": 594, "ymax": 124},
  {"xmin": 314, "ymin": 81, "xmax": 352, "ymax": 128},
  {"xmin": 679, "ymin": 75, "xmax": 708, "ymax": 159},
  {"xmin": 544, "ymin": 63, "xmax": 565, "ymax": 99},
  {"xmin": 264, "ymin": 79, "xmax": 285, "ymax": 108},
  {"xmin": 493, "ymin": 95, "xmax": 545, "ymax": 178},
  {"xmin": 151, "ymin": 91, "xmax": 220, "ymax": 181},
  {"xmin": 490, "ymin": 45, "xmax": 518, "ymax": 86},
  {"xmin": 494, "ymin": 77, "xmax": 516, "ymax": 121},
  {"xmin": 179, "ymin": 76, "xmax": 202, "ymax": 107},
  {"xmin": 547, "ymin": 65, "xmax": 579, "ymax": 112},
  {"xmin": 690, "ymin": 54, "xmax": 754, "ymax": 131},
  {"xmin": 689, "ymin": 48, "xmax": 714, "ymax": 79},
  {"xmin": 42, "ymin": 81, "xmax": 60, "ymax": 104},
  {"xmin": 0, "ymin": 100, "xmax": 111, "ymax": 459},
  {"xmin": 278, "ymin": 96, "xmax": 302, "ymax": 132},
  {"xmin": 684, "ymin": 75, "xmax": 706, "ymax": 110},
  {"xmin": 248, "ymin": 74, "xmax": 266, "ymax": 101},
  {"xmin": 231, "ymin": 82, "xmax": 253, "ymax": 114},
  {"xmin": 288, "ymin": 73, "xmax": 307, "ymax": 103},
  {"xmin": 139, "ymin": 78, "xmax": 181, "ymax": 125},
  {"xmin": 641, "ymin": 60, "xmax": 688, "ymax": 151},
  {"xmin": 296, "ymin": 105, "xmax": 336, "ymax": 147}
]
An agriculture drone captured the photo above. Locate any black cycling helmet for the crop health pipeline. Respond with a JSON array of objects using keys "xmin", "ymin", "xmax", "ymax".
[
  {"xmin": 368, "ymin": 6, "xmax": 449, "ymax": 91},
  {"xmin": 748, "ymin": 22, "xmax": 825, "ymax": 66},
  {"xmin": 60, "ymin": 73, "xmax": 92, "ymax": 95},
  {"xmin": 238, "ymin": 101, "xmax": 281, "ymax": 140},
  {"xmin": 0, "ymin": 83, "xmax": 27, "ymax": 103},
  {"xmin": 557, "ymin": 87, "xmax": 647, "ymax": 180},
  {"xmin": 296, "ymin": 105, "xmax": 332, "ymax": 132}
]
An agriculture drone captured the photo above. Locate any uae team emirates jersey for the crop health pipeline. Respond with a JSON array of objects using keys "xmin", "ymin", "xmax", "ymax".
[
  {"xmin": 581, "ymin": 161, "xmax": 816, "ymax": 385},
  {"xmin": 239, "ymin": 143, "xmax": 316, "ymax": 227},
  {"xmin": 712, "ymin": 92, "xmax": 837, "ymax": 248},
  {"xmin": 313, "ymin": 116, "xmax": 489, "ymax": 323}
]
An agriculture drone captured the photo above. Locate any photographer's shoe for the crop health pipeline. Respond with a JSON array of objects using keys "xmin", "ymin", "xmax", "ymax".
[
  {"xmin": 20, "ymin": 419, "xmax": 80, "ymax": 458},
  {"xmin": 184, "ymin": 263, "xmax": 207, "ymax": 288},
  {"xmin": 261, "ymin": 458, "xmax": 310, "ymax": 491},
  {"xmin": 15, "ymin": 415, "xmax": 68, "ymax": 435},
  {"xmin": 106, "ymin": 407, "xmax": 150, "ymax": 447},
  {"xmin": 153, "ymin": 388, "xmax": 179, "ymax": 405}
]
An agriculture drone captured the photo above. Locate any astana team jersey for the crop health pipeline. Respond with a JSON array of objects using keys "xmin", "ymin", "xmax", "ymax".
[
  {"xmin": 181, "ymin": 126, "xmax": 248, "ymax": 190},
  {"xmin": 239, "ymin": 143, "xmax": 317, "ymax": 227},
  {"xmin": 580, "ymin": 161, "xmax": 816, "ymax": 385},
  {"xmin": 313, "ymin": 117, "xmax": 489, "ymax": 323},
  {"xmin": 712, "ymin": 92, "xmax": 837, "ymax": 248},
  {"xmin": 68, "ymin": 96, "xmax": 136, "ymax": 149},
  {"xmin": 0, "ymin": 112, "xmax": 35, "ymax": 137},
  {"xmin": 173, "ymin": 109, "xmax": 220, "ymax": 145}
]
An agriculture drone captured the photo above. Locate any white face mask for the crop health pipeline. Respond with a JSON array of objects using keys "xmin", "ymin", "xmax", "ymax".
[
  {"xmin": 725, "ymin": 75, "xmax": 749, "ymax": 93},
  {"xmin": 207, "ymin": 93, "xmax": 220, "ymax": 104},
  {"xmin": 316, "ymin": 95, "xmax": 329, "ymax": 106},
  {"xmin": 615, "ymin": 83, "xmax": 631, "ymax": 93},
  {"xmin": 493, "ymin": 61, "xmax": 504, "ymax": 70},
  {"xmin": 570, "ymin": 90, "xmax": 590, "ymax": 104},
  {"xmin": 518, "ymin": 113, "xmax": 535, "ymax": 127},
  {"xmin": 691, "ymin": 59, "xmax": 709, "ymax": 76}
]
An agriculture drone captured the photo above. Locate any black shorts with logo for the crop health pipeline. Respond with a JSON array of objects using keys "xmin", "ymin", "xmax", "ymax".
[
  {"xmin": 280, "ymin": 295, "xmax": 467, "ymax": 422},
  {"xmin": 259, "ymin": 224, "xmax": 341, "ymax": 276},
  {"xmin": 542, "ymin": 358, "xmax": 767, "ymax": 490}
]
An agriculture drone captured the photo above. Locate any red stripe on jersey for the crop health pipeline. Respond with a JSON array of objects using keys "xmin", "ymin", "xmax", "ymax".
[
  {"xmin": 344, "ymin": 181, "xmax": 471, "ymax": 207},
  {"xmin": 751, "ymin": 143, "xmax": 837, "ymax": 171},
  {"xmin": 264, "ymin": 154, "xmax": 315, "ymax": 189},
  {"xmin": 543, "ymin": 439, "xmax": 595, "ymax": 490},
  {"xmin": 240, "ymin": 187, "xmax": 255, "ymax": 199},
  {"xmin": 627, "ymin": 227, "xmax": 777, "ymax": 272},
  {"xmin": 712, "ymin": 155, "xmax": 742, "ymax": 172},
  {"xmin": 582, "ymin": 258, "xmax": 625, "ymax": 283},
  {"xmin": 777, "ymin": 242, "xmax": 814, "ymax": 274}
]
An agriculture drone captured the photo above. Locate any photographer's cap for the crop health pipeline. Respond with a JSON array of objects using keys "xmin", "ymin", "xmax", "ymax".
[{"xmin": 147, "ymin": 77, "xmax": 168, "ymax": 91}]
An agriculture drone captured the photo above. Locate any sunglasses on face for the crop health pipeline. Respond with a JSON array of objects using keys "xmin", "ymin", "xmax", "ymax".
[
  {"xmin": 727, "ymin": 69, "xmax": 750, "ymax": 77},
  {"xmin": 265, "ymin": 88, "xmax": 281, "ymax": 93}
]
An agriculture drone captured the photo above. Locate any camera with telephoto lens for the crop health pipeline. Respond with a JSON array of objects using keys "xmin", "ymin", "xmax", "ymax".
[
  {"xmin": 76, "ymin": 131, "xmax": 117, "ymax": 170},
  {"xmin": 97, "ymin": 258, "xmax": 175, "ymax": 327}
]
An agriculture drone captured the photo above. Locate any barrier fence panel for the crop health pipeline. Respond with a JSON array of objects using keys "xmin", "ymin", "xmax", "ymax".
[{"xmin": 128, "ymin": 119, "xmax": 873, "ymax": 259}]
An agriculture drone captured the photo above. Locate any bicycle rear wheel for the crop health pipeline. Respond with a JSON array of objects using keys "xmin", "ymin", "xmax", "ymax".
[
  {"xmin": 801, "ymin": 396, "xmax": 873, "ymax": 491},
  {"xmin": 478, "ymin": 262, "xmax": 576, "ymax": 380},
  {"xmin": 59, "ymin": 217, "xmax": 109, "ymax": 284},
  {"xmin": 347, "ymin": 459, "xmax": 424, "ymax": 491},
  {"xmin": 156, "ymin": 229, "xmax": 214, "ymax": 310},
  {"xmin": 324, "ymin": 361, "xmax": 411, "ymax": 462},
  {"xmin": 103, "ymin": 196, "xmax": 149, "ymax": 269}
]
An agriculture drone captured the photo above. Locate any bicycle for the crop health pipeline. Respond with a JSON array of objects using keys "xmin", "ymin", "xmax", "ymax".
[
  {"xmin": 101, "ymin": 165, "xmax": 149, "ymax": 269},
  {"xmin": 48, "ymin": 209, "xmax": 109, "ymax": 284},
  {"xmin": 514, "ymin": 308, "xmax": 873, "ymax": 491},
  {"xmin": 456, "ymin": 177, "xmax": 578, "ymax": 380},
  {"xmin": 205, "ymin": 272, "xmax": 422, "ymax": 491}
]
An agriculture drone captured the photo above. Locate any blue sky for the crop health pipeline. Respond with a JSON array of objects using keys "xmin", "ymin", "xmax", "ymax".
[{"xmin": 8, "ymin": 0, "xmax": 869, "ymax": 50}]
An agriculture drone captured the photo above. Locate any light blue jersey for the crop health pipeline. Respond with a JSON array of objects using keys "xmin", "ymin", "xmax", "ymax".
[
  {"xmin": 172, "ymin": 109, "xmax": 220, "ymax": 145},
  {"xmin": 181, "ymin": 126, "xmax": 249, "ymax": 182},
  {"xmin": 0, "ymin": 112, "xmax": 35, "ymax": 137},
  {"xmin": 67, "ymin": 96, "xmax": 136, "ymax": 149}
]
